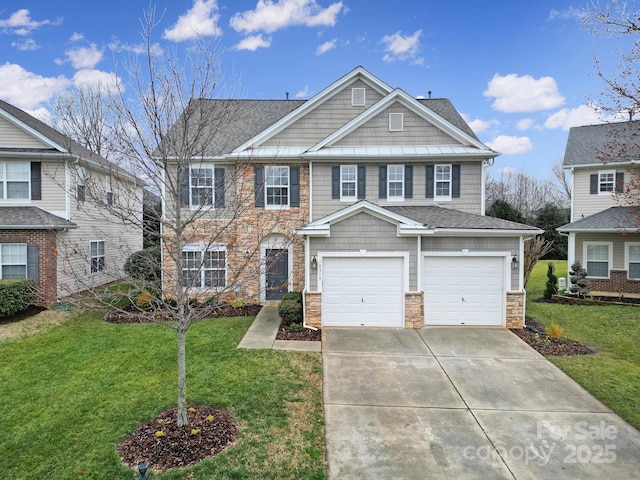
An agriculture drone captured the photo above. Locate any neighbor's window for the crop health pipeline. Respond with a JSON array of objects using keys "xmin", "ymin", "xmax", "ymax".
[
  {"xmin": 106, "ymin": 175, "xmax": 113, "ymax": 206},
  {"xmin": 76, "ymin": 167, "xmax": 86, "ymax": 202},
  {"xmin": 598, "ymin": 171, "xmax": 615, "ymax": 194},
  {"xmin": 0, "ymin": 161, "xmax": 30, "ymax": 200},
  {"xmin": 265, "ymin": 166, "xmax": 289, "ymax": 207},
  {"xmin": 627, "ymin": 244, "xmax": 640, "ymax": 280},
  {"xmin": 190, "ymin": 167, "xmax": 214, "ymax": 207},
  {"xmin": 341, "ymin": 165, "xmax": 357, "ymax": 200},
  {"xmin": 435, "ymin": 164, "xmax": 452, "ymax": 199},
  {"xmin": 387, "ymin": 165, "xmax": 404, "ymax": 200},
  {"xmin": 0, "ymin": 243, "xmax": 27, "ymax": 279},
  {"xmin": 182, "ymin": 244, "xmax": 227, "ymax": 289},
  {"xmin": 90, "ymin": 240, "xmax": 105, "ymax": 273},
  {"xmin": 585, "ymin": 243, "xmax": 611, "ymax": 278}
]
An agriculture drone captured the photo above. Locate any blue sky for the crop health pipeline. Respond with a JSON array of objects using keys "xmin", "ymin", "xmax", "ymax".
[{"xmin": 0, "ymin": 1, "xmax": 626, "ymax": 180}]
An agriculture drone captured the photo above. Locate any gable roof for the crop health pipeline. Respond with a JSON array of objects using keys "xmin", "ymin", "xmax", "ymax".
[
  {"xmin": 557, "ymin": 206, "xmax": 640, "ymax": 233},
  {"xmin": 0, "ymin": 207, "xmax": 78, "ymax": 230},
  {"xmin": 563, "ymin": 120, "xmax": 640, "ymax": 167}
]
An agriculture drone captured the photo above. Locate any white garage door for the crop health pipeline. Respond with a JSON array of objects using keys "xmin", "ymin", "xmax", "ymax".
[
  {"xmin": 423, "ymin": 256, "xmax": 504, "ymax": 326},
  {"xmin": 322, "ymin": 256, "xmax": 404, "ymax": 327}
]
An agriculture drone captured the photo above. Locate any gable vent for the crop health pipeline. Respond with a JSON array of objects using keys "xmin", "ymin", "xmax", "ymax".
[
  {"xmin": 352, "ymin": 87, "xmax": 365, "ymax": 106},
  {"xmin": 389, "ymin": 113, "xmax": 404, "ymax": 132}
]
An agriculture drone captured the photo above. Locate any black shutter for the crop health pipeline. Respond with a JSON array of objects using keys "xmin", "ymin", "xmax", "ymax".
[
  {"xmin": 331, "ymin": 166, "xmax": 340, "ymax": 199},
  {"xmin": 404, "ymin": 165, "xmax": 413, "ymax": 198},
  {"xmin": 254, "ymin": 167, "xmax": 264, "ymax": 207},
  {"xmin": 616, "ymin": 172, "xmax": 624, "ymax": 193},
  {"xmin": 31, "ymin": 162, "xmax": 41, "ymax": 200},
  {"xmin": 214, "ymin": 167, "xmax": 225, "ymax": 208},
  {"xmin": 452, "ymin": 164, "xmax": 461, "ymax": 198},
  {"xmin": 379, "ymin": 165, "xmax": 387, "ymax": 198},
  {"xmin": 357, "ymin": 165, "xmax": 366, "ymax": 199},
  {"xmin": 290, "ymin": 166, "xmax": 300, "ymax": 207},
  {"xmin": 180, "ymin": 167, "xmax": 190, "ymax": 207},
  {"xmin": 590, "ymin": 174, "xmax": 598, "ymax": 194},
  {"xmin": 27, "ymin": 244, "xmax": 38, "ymax": 281},
  {"xmin": 426, "ymin": 165, "xmax": 434, "ymax": 198}
]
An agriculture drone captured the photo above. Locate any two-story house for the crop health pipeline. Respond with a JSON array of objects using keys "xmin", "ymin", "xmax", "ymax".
[
  {"xmin": 162, "ymin": 66, "xmax": 540, "ymax": 329},
  {"xmin": 0, "ymin": 99, "xmax": 143, "ymax": 306},
  {"xmin": 558, "ymin": 121, "xmax": 640, "ymax": 294}
]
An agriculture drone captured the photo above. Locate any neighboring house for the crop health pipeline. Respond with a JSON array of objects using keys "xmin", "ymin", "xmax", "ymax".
[
  {"xmin": 558, "ymin": 121, "xmax": 640, "ymax": 294},
  {"xmin": 162, "ymin": 66, "xmax": 541, "ymax": 328},
  {"xmin": 0, "ymin": 100, "xmax": 143, "ymax": 306}
]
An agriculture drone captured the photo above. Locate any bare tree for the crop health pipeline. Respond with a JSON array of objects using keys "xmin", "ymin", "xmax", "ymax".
[
  {"xmin": 552, "ymin": 161, "xmax": 572, "ymax": 203},
  {"xmin": 523, "ymin": 237, "xmax": 554, "ymax": 287}
]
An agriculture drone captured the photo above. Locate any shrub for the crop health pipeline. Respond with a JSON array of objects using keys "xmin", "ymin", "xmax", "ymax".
[
  {"xmin": 0, "ymin": 278, "xmax": 37, "ymax": 317},
  {"xmin": 278, "ymin": 299, "xmax": 302, "ymax": 326},
  {"xmin": 123, "ymin": 247, "xmax": 161, "ymax": 287},
  {"xmin": 544, "ymin": 263, "xmax": 558, "ymax": 299},
  {"xmin": 545, "ymin": 321, "xmax": 564, "ymax": 339},
  {"xmin": 281, "ymin": 291, "xmax": 302, "ymax": 304},
  {"xmin": 569, "ymin": 261, "xmax": 590, "ymax": 297}
]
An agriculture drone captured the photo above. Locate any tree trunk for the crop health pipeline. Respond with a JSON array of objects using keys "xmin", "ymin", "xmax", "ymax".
[{"xmin": 177, "ymin": 326, "xmax": 188, "ymax": 426}]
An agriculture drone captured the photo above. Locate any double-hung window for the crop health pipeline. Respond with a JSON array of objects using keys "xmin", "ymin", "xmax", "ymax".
[
  {"xmin": 0, "ymin": 162, "xmax": 30, "ymax": 200},
  {"xmin": 585, "ymin": 243, "xmax": 611, "ymax": 278},
  {"xmin": 190, "ymin": 167, "xmax": 214, "ymax": 207},
  {"xmin": 182, "ymin": 244, "xmax": 227, "ymax": 289},
  {"xmin": 265, "ymin": 166, "xmax": 289, "ymax": 207},
  {"xmin": 387, "ymin": 165, "xmax": 404, "ymax": 200},
  {"xmin": 0, "ymin": 243, "xmax": 27, "ymax": 279},
  {"xmin": 341, "ymin": 165, "xmax": 357, "ymax": 200},
  {"xmin": 76, "ymin": 167, "xmax": 86, "ymax": 202},
  {"xmin": 435, "ymin": 164, "xmax": 452, "ymax": 199},
  {"xmin": 90, "ymin": 240, "xmax": 105, "ymax": 273},
  {"xmin": 106, "ymin": 176, "xmax": 113, "ymax": 206},
  {"xmin": 598, "ymin": 171, "xmax": 615, "ymax": 194},
  {"xmin": 627, "ymin": 243, "xmax": 640, "ymax": 280}
]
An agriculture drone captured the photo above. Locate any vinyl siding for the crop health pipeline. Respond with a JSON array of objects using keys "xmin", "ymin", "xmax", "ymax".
[
  {"xmin": 0, "ymin": 116, "xmax": 51, "ymax": 149},
  {"xmin": 572, "ymin": 167, "xmax": 637, "ymax": 219},
  {"xmin": 36, "ymin": 160, "xmax": 67, "ymax": 216},
  {"xmin": 263, "ymin": 79, "xmax": 386, "ymax": 147},
  {"xmin": 574, "ymin": 232, "xmax": 640, "ymax": 271},
  {"xmin": 309, "ymin": 212, "xmax": 417, "ymax": 290},
  {"xmin": 422, "ymin": 236, "xmax": 520, "ymax": 290},
  {"xmin": 311, "ymin": 161, "xmax": 483, "ymax": 219}
]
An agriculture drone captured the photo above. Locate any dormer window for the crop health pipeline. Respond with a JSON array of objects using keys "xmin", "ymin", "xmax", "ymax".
[
  {"xmin": 352, "ymin": 88, "xmax": 365, "ymax": 107},
  {"xmin": 389, "ymin": 113, "xmax": 404, "ymax": 131}
]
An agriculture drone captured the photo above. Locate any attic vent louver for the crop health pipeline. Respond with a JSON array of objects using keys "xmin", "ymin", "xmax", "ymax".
[{"xmin": 352, "ymin": 87, "xmax": 365, "ymax": 106}]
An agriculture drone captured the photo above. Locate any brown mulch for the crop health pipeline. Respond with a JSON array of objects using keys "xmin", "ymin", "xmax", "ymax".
[
  {"xmin": 276, "ymin": 321, "xmax": 322, "ymax": 341},
  {"xmin": 0, "ymin": 305, "xmax": 46, "ymax": 325},
  {"xmin": 118, "ymin": 406, "xmax": 237, "ymax": 473},
  {"xmin": 104, "ymin": 303, "xmax": 263, "ymax": 323},
  {"xmin": 511, "ymin": 317, "xmax": 595, "ymax": 356}
]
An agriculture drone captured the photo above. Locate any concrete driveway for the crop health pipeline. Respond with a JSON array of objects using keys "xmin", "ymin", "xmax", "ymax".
[{"xmin": 323, "ymin": 327, "xmax": 640, "ymax": 479}]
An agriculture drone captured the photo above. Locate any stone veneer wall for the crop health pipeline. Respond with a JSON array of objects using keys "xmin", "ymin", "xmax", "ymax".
[
  {"xmin": 404, "ymin": 292, "xmax": 424, "ymax": 328},
  {"xmin": 304, "ymin": 291, "xmax": 322, "ymax": 328},
  {"xmin": 589, "ymin": 270, "xmax": 640, "ymax": 294},
  {"xmin": 0, "ymin": 230, "xmax": 58, "ymax": 307},
  {"xmin": 506, "ymin": 291, "xmax": 524, "ymax": 329}
]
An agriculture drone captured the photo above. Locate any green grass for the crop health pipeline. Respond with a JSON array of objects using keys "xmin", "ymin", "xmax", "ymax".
[
  {"xmin": 0, "ymin": 312, "xmax": 324, "ymax": 479},
  {"xmin": 526, "ymin": 260, "xmax": 640, "ymax": 430}
]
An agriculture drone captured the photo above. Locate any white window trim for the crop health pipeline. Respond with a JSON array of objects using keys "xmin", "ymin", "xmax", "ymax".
[
  {"xmin": 598, "ymin": 170, "xmax": 616, "ymax": 195},
  {"xmin": 583, "ymin": 241, "xmax": 613, "ymax": 279},
  {"xmin": 389, "ymin": 113, "xmax": 404, "ymax": 132},
  {"xmin": 625, "ymin": 242, "xmax": 640, "ymax": 280},
  {"xmin": 0, "ymin": 243, "xmax": 27, "ymax": 279},
  {"xmin": 0, "ymin": 161, "xmax": 31, "ymax": 202},
  {"xmin": 351, "ymin": 87, "xmax": 365, "ymax": 107},
  {"xmin": 182, "ymin": 243, "xmax": 227, "ymax": 291},
  {"xmin": 89, "ymin": 240, "xmax": 105, "ymax": 274},
  {"xmin": 434, "ymin": 164, "xmax": 452, "ymax": 201},
  {"xmin": 189, "ymin": 166, "xmax": 214, "ymax": 209},
  {"xmin": 340, "ymin": 165, "xmax": 357, "ymax": 202},
  {"xmin": 387, "ymin": 165, "xmax": 404, "ymax": 202},
  {"xmin": 264, "ymin": 165, "xmax": 290, "ymax": 210}
]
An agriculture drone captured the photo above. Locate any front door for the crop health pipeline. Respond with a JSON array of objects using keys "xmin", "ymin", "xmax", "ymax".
[{"xmin": 265, "ymin": 248, "xmax": 288, "ymax": 301}]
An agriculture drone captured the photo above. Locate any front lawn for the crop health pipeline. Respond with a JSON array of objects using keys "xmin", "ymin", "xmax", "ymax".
[
  {"xmin": 0, "ymin": 311, "xmax": 324, "ymax": 479},
  {"xmin": 526, "ymin": 260, "xmax": 640, "ymax": 430}
]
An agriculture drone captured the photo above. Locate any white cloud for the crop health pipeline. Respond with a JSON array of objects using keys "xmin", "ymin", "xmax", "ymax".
[
  {"xmin": 72, "ymin": 69, "xmax": 122, "ymax": 93},
  {"xmin": 108, "ymin": 40, "xmax": 164, "ymax": 57},
  {"xmin": 0, "ymin": 9, "xmax": 60, "ymax": 35},
  {"xmin": 0, "ymin": 63, "xmax": 71, "ymax": 110},
  {"xmin": 484, "ymin": 73, "xmax": 565, "ymax": 113},
  {"xmin": 461, "ymin": 114, "xmax": 499, "ymax": 133},
  {"xmin": 516, "ymin": 118, "xmax": 535, "ymax": 131},
  {"xmin": 163, "ymin": 0, "xmax": 222, "ymax": 42},
  {"xmin": 230, "ymin": 0, "xmax": 344, "ymax": 34},
  {"xmin": 296, "ymin": 85, "xmax": 310, "ymax": 98},
  {"xmin": 486, "ymin": 135, "xmax": 533, "ymax": 155},
  {"xmin": 63, "ymin": 43, "xmax": 103, "ymax": 69},
  {"xmin": 70, "ymin": 32, "xmax": 84, "ymax": 42},
  {"xmin": 316, "ymin": 38, "xmax": 337, "ymax": 55},
  {"xmin": 544, "ymin": 104, "xmax": 604, "ymax": 130},
  {"xmin": 234, "ymin": 34, "xmax": 271, "ymax": 51},
  {"xmin": 547, "ymin": 7, "xmax": 584, "ymax": 21},
  {"xmin": 381, "ymin": 30, "xmax": 422, "ymax": 64},
  {"xmin": 11, "ymin": 39, "xmax": 39, "ymax": 51}
]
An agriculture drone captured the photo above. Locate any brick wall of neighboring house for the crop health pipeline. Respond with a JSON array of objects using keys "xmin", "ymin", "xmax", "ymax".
[
  {"xmin": 404, "ymin": 292, "xmax": 424, "ymax": 328},
  {"xmin": 589, "ymin": 270, "xmax": 640, "ymax": 294},
  {"xmin": 0, "ymin": 229, "xmax": 58, "ymax": 307},
  {"xmin": 506, "ymin": 291, "xmax": 524, "ymax": 329}
]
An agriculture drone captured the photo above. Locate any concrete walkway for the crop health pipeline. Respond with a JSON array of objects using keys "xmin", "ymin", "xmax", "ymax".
[
  {"xmin": 237, "ymin": 305, "xmax": 321, "ymax": 352},
  {"xmin": 323, "ymin": 327, "xmax": 640, "ymax": 480}
]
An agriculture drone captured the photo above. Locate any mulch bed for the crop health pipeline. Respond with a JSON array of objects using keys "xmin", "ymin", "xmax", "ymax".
[
  {"xmin": 118, "ymin": 406, "xmax": 237, "ymax": 473},
  {"xmin": 0, "ymin": 305, "xmax": 46, "ymax": 325},
  {"xmin": 511, "ymin": 317, "xmax": 595, "ymax": 356},
  {"xmin": 276, "ymin": 321, "xmax": 322, "ymax": 341},
  {"xmin": 104, "ymin": 303, "xmax": 263, "ymax": 323}
]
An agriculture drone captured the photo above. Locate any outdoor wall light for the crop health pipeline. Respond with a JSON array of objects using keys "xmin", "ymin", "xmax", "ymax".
[
  {"xmin": 311, "ymin": 256, "xmax": 318, "ymax": 270},
  {"xmin": 244, "ymin": 249, "xmax": 251, "ymax": 259},
  {"xmin": 512, "ymin": 255, "xmax": 519, "ymax": 269}
]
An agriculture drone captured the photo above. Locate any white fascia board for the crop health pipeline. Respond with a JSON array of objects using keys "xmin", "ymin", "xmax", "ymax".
[
  {"xmin": 557, "ymin": 227, "xmax": 637, "ymax": 233},
  {"xmin": 569, "ymin": 161, "xmax": 639, "ymax": 169},
  {"xmin": 225, "ymin": 147, "xmax": 307, "ymax": 160},
  {"xmin": 432, "ymin": 228, "xmax": 544, "ymax": 236},
  {"xmin": 296, "ymin": 226, "xmax": 331, "ymax": 236},
  {"xmin": 0, "ymin": 108, "xmax": 68, "ymax": 152},
  {"xmin": 303, "ymin": 200, "xmax": 421, "ymax": 229},
  {"xmin": 302, "ymin": 146, "xmax": 496, "ymax": 159},
  {"xmin": 232, "ymin": 66, "xmax": 394, "ymax": 154},
  {"xmin": 0, "ymin": 151, "xmax": 69, "ymax": 159}
]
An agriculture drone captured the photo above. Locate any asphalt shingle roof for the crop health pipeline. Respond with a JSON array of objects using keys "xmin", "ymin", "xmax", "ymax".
[
  {"xmin": 563, "ymin": 120, "xmax": 640, "ymax": 167},
  {"xmin": 385, "ymin": 205, "xmax": 540, "ymax": 231},
  {"xmin": 0, "ymin": 207, "xmax": 78, "ymax": 230},
  {"xmin": 557, "ymin": 206, "xmax": 640, "ymax": 232}
]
